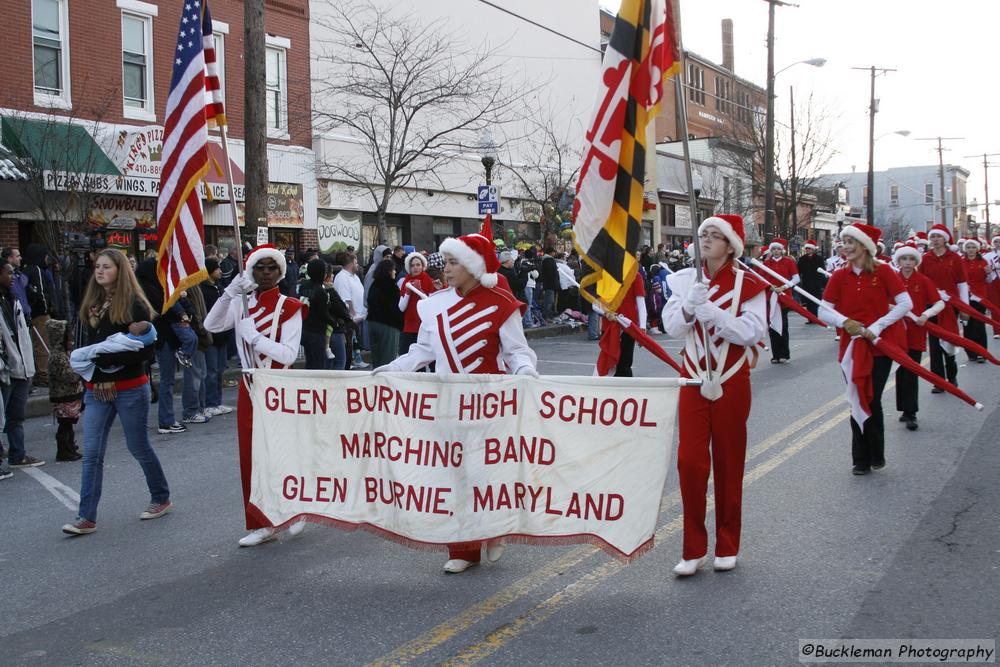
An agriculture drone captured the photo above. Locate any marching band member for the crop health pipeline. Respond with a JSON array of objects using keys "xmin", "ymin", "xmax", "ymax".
[
  {"xmin": 918, "ymin": 224, "xmax": 969, "ymax": 389},
  {"xmin": 397, "ymin": 251, "xmax": 437, "ymax": 355},
  {"xmin": 662, "ymin": 214, "xmax": 768, "ymax": 576},
  {"xmin": 762, "ymin": 238, "xmax": 799, "ymax": 364},
  {"xmin": 204, "ymin": 244, "xmax": 308, "ymax": 547},
  {"xmin": 825, "ymin": 241, "xmax": 848, "ymax": 272},
  {"xmin": 819, "ymin": 224, "xmax": 912, "ymax": 475},
  {"xmin": 984, "ymin": 235, "xmax": 1000, "ymax": 339},
  {"xmin": 375, "ymin": 229, "xmax": 538, "ymax": 574},
  {"xmin": 892, "ymin": 243, "xmax": 944, "ymax": 431},
  {"xmin": 959, "ymin": 238, "xmax": 994, "ymax": 362}
]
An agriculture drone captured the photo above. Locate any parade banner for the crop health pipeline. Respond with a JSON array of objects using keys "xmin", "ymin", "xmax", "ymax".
[{"xmin": 248, "ymin": 369, "xmax": 682, "ymax": 561}]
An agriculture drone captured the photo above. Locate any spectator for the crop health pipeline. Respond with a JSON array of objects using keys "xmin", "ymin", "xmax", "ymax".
[
  {"xmin": 23, "ymin": 244, "xmax": 54, "ymax": 386},
  {"xmin": 46, "ymin": 318, "xmax": 82, "ymax": 461},
  {"xmin": 280, "ymin": 248, "xmax": 299, "ymax": 296},
  {"xmin": 363, "ymin": 244, "xmax": 390, "ymax": 298},
  {"xmin": 0, "ymin": 261, "xmax": 43, "ymax": 468},
  {"xmin": 1, "ymin": 248, "xmax": 31, "ymax": 321},
  {"xmin": 167, "ymin": 292, "xmax": 199, "ymax": 368},
  {"xmin": 299, "ymin": 259, "xmax": 350, "ymax": 370},
  {"xmin": 204, "ymin": 244, "xmax": 219, "ymax": 261},
  {"xmin": 219, "ymin": 244, "xmax": 240, "ymax": 289},
  {"xmin": 390, "ymin": 246, "xmax": 406, "ymax": 276},
  {"xmin": 61, "ymin": 249, "xmax": 169, "ymax": 536},
  {"xmin": 180, "ymin": 285, "xmax": 212, "ymax": 424},
  {"xmin": 398, "ymin": 252, "xmax": 436, "ymax": 355},
  {"xmin": 334, "ymin": 252, "xmax": 368, "ymax": 369},
  {"xmin": 655, "ymin": 243, "xmax": 668, "ymax": 263},
  {"xmin": 324, "ymin": 264, "xmax": 351, "ymax": 370},
  {"xmin": 135, "ymin": 258, "xmax": 186, "ymax": 434},
  {"xmin": 199, "ymin": 258, "xmax": 233, "ymax": 416},
  {"xmin": 555, "ymin": 252, "xmax": 580, "ymax": 312},
  {"xmin": 540, "ymin": 247, "xmax": 559, "ymax": 322},
  {"xmin": 498, "ymin": 251, "xmax": 528, "ymax": 306},
  {"xmin": 366, "ymin": 259, "xmax": 403, "ymax": 367}
]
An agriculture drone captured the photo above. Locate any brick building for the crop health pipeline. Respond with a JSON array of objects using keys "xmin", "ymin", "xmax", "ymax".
[{"xmin": 0, "ymin": 0, "xmax": 317, "ymax": 258}]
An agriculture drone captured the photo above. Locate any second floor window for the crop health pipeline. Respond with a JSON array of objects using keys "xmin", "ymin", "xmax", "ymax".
[
  {"xmin": 266, "ymin": 46, "xmax": 287, "ymax": 134},
  {"xmin": 687, "ymin": 64, "xmax": 705, "ymax": 105},
  {"xmin": 890, "ymin": 184, "xmax": 899, "ymax": 207},
  {"xmin": 122, "ymin": 13, "xmax": 152, "ymax": 113},
  {"xmin": 32, "ymin": 0, "xmax": 70, "ymax": 106},
  {"xmin": 925, "ymin": 183, "xmax": 934, "ymax": 204}
]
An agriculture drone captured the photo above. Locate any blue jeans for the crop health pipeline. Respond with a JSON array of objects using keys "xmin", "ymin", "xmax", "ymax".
[
  {"xmin": 588, "ymin": 311, "xmax": 602, "ymax": 339},
  {"xmin": 78, "ymin": 384, "xmax": 169, "ymax": 522},
  {"xmin": 170, "ymin": 323, "xmax": 198, "ymax": 358},
  {"xmin": 156, "ymin": 344, "xmax": 178, "ymax": 427},
  {"xmin": 204, "ymin": 345, "xmax": 227, "ymax": 408},
  {"xmin": 182, "ymin": 350, "xmax": 207, "ymax": 419},
  {"xmin": 329, "ymin": 332, "xmax": 346, "ymax": 370},
  {"xmin": 523, "ymin": 286, "xmax": 535, "ymax": 328},
  {"xmin": 543, "ymin": 289, "xmax": 557, "ymax": 321},
  {"xmin": 2, "ymin": 378, "xmax": 30, "ymax": 463}
]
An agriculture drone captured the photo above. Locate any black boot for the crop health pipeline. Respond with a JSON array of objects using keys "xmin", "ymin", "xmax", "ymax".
[{"xmin": 55, "ymin": 421, "xmax": 82, "ymax": 462}]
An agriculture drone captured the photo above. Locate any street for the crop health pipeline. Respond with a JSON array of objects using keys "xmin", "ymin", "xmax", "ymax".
[{"xmin": 2, "ymin": 321, "xmax": 998, "ymax": 666}]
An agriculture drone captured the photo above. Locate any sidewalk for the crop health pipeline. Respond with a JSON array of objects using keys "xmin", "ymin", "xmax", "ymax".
[{"xmin": 20, "ymin": 322, "xmax": 583, "ymax": 418}]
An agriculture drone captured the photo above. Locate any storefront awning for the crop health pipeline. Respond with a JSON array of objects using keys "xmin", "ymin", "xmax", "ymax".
[{"xmin": 1, "ymin": 116, "xmax": 119, "ymax": 176}]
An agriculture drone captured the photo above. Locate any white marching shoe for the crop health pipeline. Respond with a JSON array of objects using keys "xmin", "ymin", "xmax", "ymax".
[
  {"xmin": 486, "ymin": 542, "xmax": 505, "ymax": 563},
  {"xmin": 238, "ymin": 527, "xmax": 276, "ymax": 547},
  {"xmin": 286, "ymin": 519, "xmax": 305, "ymax": 538},
  {"xmin": 673, "ymin": 555, "xmax": 708, "ymax": 576},
  {"xmin": 443, "ymin": 559, "xmax": 477, "ymax": 574},
  {"xmin": 713, "ymin": 555, "xmax": 738, "ymax": 571}
]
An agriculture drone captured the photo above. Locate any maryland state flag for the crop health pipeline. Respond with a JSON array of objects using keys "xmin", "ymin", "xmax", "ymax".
[{"xmin": 572, "ymin": 0, "xmax": 680, "ymax": 311}]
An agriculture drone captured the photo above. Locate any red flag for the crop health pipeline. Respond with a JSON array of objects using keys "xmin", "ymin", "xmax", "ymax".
[
  {"xmin": 918, "ymin": 316, "xmax": 1000, "ymax": 366},
  {"xmin": 777, "ymin": 292, "xmax": 828, "ymax": 328},
  {"xmin": 950, "ymin": 297, "xmax": 1000, "ymax": 330},
  {"xmin": 596, "ymin": 315, "xmax": 683, "ymax": 376},
  {"xmin": 870, "ymin": 337, "xmax": 983, "ymax": 410}
]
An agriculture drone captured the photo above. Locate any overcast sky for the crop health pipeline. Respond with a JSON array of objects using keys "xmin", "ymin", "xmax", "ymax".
[{"xmin": 598, "ymin": 0, "xmax": 999, "ymax": 212}]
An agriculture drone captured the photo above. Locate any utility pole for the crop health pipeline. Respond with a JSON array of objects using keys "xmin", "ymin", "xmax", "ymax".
[
  {"xmin": 963, "ymin": 152, "xmax": 1000, "ymax": 241},
  {"xmin": 762, "ymin": 0, "xmax": 797, "ymax": 243},
  {"xmin": 244, "ymin": 0, "xmax": 269, "ymax": 243},
  {"xmin": 917, "ymin": 136, "xmax": 963, "ymax": 233},
  {"xmin": 851, "ymin": 65, "xmax": 896, "ymax": 231},
  {"xmin": 789, "ymin": 84, "xmax": 797, "ymax": 237}
]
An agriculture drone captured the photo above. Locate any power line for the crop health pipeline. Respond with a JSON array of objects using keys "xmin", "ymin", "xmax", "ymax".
[{"xmin": 474, "ymin": 0, "xmax": 602, "ymax": 54}]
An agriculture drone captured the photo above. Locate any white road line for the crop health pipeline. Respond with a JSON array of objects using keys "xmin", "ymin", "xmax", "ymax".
[{"xmin": 21, "ymin": 467, "xmax": 80, "ymax": 512}]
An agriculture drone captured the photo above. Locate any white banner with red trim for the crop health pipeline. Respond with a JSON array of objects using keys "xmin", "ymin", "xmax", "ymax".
[{"xmin": 247, "ymin": 369, "xmax": 681, "ymax": 561}]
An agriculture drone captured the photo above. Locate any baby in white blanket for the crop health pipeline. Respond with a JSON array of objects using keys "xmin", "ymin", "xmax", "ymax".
[{"xmin": 70, "ymin": 321, "xmax": 158, "ymax": 381}]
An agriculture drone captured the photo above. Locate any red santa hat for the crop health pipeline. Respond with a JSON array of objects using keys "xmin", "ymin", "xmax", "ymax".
[
  {"xmin": 927, "ymin": 223, "xmax": 953, "ymax": 244},
  {"xmin": 439, "ymin": 217, "xmax": 501, "ymax": 288},
  {"xmin": 802, "ymin": 238, "xmax": 817, "ymax": 250},
  {"xmin": 768, "ymin": 237, "xmax": 788, "ymax": 251},
  {"xmin": 961, "ymin": 237, "xmax": 982, "ymax": 251},
  {"xmin": 243, "ymin": 243, "xmax": 287, "ymax": 280},
  {"xmin": 991, "ymin": 234, "xmax": 1000, "ymax": 245},
  {"xmin": 893, "ymin": 241, "xmax": 922, "ymax": 266},
  {"xmin": 840, "ymin": 222, "xmax": 881, "ymax": 257},
  {"xmin": 698, "ymin": 214, "xmax": 746, "ymax": 258},
  {"xmin": 876, "ymin": 240, "xmax": 886, "ymax": 254},
  {"xmin": 915, "ymin": 231, "xmax": 930, "ymax": 246}
]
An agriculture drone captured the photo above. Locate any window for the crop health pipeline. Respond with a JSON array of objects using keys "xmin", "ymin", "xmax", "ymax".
[
  {"xmin": 32, "ymin": 0, "xmax": 71, "ymax": 108},
  {"xmin": 265, "ymin": 39, "xmax": 289, "ymax": 137},
  {"xmin": 715, "ymin": 77, "xmax": 731, "ymax": 114},
  {"xmin": 687, "ymin": 63, "xmax": 705, "ymax": 105},
  {"xmin": 925, "ymin": 183, "xmax": 934, "ymax": 205},
  {"xmin": 890, "ymin": 184, "xmax": 899, "ymax": 207},
  {"xmin": 736, "ymin": 89, "xmax": 751, "ymax": 124},
  {"xmin": 121, "ymin": 6, "xmax": 155, "ymax": 120},
  {"xmin": 863, "ymin": 186, "xmax": 869, "ymax": 207},
  {"xmin": 211, "ymin": 32, "xmax": 226, "ymax": 111}
]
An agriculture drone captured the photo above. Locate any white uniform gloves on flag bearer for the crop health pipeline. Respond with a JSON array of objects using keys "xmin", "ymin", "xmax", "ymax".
[
  {"xmin": 224, "ymin": 273, "xmax": 256, "ymax": 298},
  {"xmin": 682, "ymin": 280, "xmax": 723, "ymax": 325}
]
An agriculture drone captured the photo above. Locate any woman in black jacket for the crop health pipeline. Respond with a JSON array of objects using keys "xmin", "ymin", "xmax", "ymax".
[
  {"xmin": 62, "ymin": 249, "xmax": 170, "ymax": 536},
  {"xmin": 299, "ymin": 259, "xmax": 351, "ymax": 369},
  {"xmin": 365, "ymin": 259, "xmax": 403, "ymax": 368}
]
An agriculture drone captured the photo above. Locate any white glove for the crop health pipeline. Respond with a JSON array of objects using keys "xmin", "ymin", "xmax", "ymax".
[
  {"xmin": 237, "ymin": 317, "xmax": 261, "ymax": 345},
  {"xmin": 867, "ymin": 322, "xmax": 884, "ymax": 338},
  {"xmin": 683, "ymin": 281, "xmax": 710, "ymax": 314},
  {"xmin": 515, "ymin": 366, "xmax": 540, "ymax": 378},
  {"xmin": 225, "ymin": 272, "xmax": 256, "ymax": 298},
  {"xmin": 693, "ymin": 301, "xmax": 719, "ymax": 325},
  {"xmin": 371, "ymin": 365, "xmax": 392, "ymax": 375}
]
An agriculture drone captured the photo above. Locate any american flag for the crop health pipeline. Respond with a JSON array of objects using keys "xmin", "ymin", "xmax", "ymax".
[{"xmin": 156, "ymin": 0, "xmax": 226, "ymax": 312}]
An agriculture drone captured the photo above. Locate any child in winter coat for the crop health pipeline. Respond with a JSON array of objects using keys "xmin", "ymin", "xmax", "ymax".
[{"xmin": 46, "ymin": 319, "xmax": 83, "ymax": 462}]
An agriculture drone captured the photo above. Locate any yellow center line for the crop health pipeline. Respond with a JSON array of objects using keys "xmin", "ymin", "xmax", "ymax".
[
  {"xmin": 368, "ymin": 391, "xmax": 851, "ymax": 667},
  {"xmin": 440, "ymin": 410, "xmax": 849, "ymax": 666}
]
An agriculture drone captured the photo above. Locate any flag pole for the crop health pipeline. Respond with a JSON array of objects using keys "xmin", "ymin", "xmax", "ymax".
[
  {"xmin": 671, "ymin": 32, "xmax": 714, "ymax": 384},
  {"xmin": 218, "ymin": 125, "xmax": 250, "ymax": 320}
]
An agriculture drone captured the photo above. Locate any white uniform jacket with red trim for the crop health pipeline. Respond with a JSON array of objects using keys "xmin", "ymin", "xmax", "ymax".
[
  {"xmin": 383, "ymin": 284, "xmax": 536, "ymax": 375},
  {"xmin": 204, "ymin": 286, "xmax": 305, "ymax": 370},
  {"xmin": 662, "ymin": 264, "xmax": 768, "ymax": 384}
]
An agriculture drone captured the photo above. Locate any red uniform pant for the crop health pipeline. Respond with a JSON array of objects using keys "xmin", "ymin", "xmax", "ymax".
[
  {"xmin": 237, "ymin": 380, "xmax": 270, "ymax": 530},
  {"xmin": 677, "ymin": 372, "xmax": 752, "ymax": 559}
]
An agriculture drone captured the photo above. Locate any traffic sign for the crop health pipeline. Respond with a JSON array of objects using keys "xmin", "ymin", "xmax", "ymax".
[
  {"xmin": 478, "ymin": 184, "xmax": 498, "ymax": 214},
  {"xmin": 256, "ymin": 226, "xmax": 269, "ymax": 246}
]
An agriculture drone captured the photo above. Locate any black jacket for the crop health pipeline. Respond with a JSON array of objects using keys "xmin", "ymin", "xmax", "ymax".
[
  {"xmin": 199, "ymin": 281, "xmax": 230, "ymax": 347},
  {"xmin": 796, "ymin": 253, "xmax": 827, "ymax": 292},
  {"xmin": 135, "ymin": 258, "xmax": 180, "ymax": 350},
  {"xmin": 299, "ymin": 279, "xmax": 351, "ymax": 334},
  {"xmin": 366, "ymin": 277, "xmax": 403, "ymax": 330},
  {"xmin": 498, "ymin": 264, "xmax": 528, "ymax": 302},
  {"xmin": 82, "ymin": 301, "xmax": 156, "ymax": 385},
  {"xmin": 540, "ymin": 255, "xmax": 560, "ymax": 291}
]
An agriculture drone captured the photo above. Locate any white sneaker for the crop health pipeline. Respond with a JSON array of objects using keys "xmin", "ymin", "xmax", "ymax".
[
  {"xmin": 714, "ymin": 556, "xmax": 737, "ymax": 571},
  {"xmin": 443, "ymin": 558, "xmax": 477, "ymax": 573},
  {"xmin": 325, "ymin": 348, "xmax": 335, "ymax": 359},
  {"xmin": 286, "ymin": 520, "xmax": 305, "ymax": 538},
  {"xmin": 207, "ymin": 405, "xmax": 234, "ymax": 416},
  {"xmin": 672, "ymin": 555, "xmax": 708, "ymax": 576},
  {"xmin": 182, "ymin": 412, "xmax": 209, "ymax": 424},
  {"xmin": 238, "ymin": 527, "xmax": 276, "ymax": 547},
  {"xmin": 486, "ymin": 542, "xmax": 505, "ymax": 563}
]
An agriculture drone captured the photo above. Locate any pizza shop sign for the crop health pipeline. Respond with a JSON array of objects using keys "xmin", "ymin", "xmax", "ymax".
[{"xmin": 114, "ymin": 126, "xmax": 164, "ymax": 178}]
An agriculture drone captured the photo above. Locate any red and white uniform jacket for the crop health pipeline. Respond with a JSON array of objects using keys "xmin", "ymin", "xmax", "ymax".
[
  {"xmin": 384, "ymin": 284, "xmax": 536, "ymax": 375},
  {"xmin": 819, "ymin": 263, "xmax": 911, "ymax": 360},
  {"xmin": 919, "ymin": 249, "xmax": 969, "ymax": 334},
  {"xmin": 960, "ymin": 255, "xmax": 995, "ymax": 302},
  {"xmin": 398, "ymin": 271, "xmax": 438, "ymax": 334},
  {"xmin": 204, "ymin": 286, "xmax": 305, "ymax": 370},
  {"xmin": 899, "ymin": 271, "xmax": 944, "ymax": 352},
  {"xmin": 825, "ymin": 254, "xmax": 847, "ymax": 273},
  {"xmin": 760, "ymin": 254, "xmax": 800, "ymax": 333},
  {"xmin": 663, "ymin": 264, "xmax": 768, "ymax": 386}
]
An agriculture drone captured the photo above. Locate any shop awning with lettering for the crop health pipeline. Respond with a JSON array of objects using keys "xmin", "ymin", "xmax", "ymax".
[{"xmin": 1, "ymin": 116, "xmax": 120, "ymax": 176}]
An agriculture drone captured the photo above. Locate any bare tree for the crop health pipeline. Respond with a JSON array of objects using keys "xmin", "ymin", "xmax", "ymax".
[
  {"xmin": 719, "ymin": 91, "xmax": 838, "ymax": 239},
  {"xmin": 498, "ymin": 101, "xmax": 581, "ymax": 244},
  {"xmin": 311, "ymin": 2, "xmax": 531, "ymax": 244}
]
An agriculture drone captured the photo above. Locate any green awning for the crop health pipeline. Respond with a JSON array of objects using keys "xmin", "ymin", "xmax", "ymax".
[{"xmin": 1, "ymin": 116, "xmax": 119, "ymax": 176}]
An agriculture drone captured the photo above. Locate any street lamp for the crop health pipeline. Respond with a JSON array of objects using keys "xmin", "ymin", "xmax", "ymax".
[
  {"xmin": 764, "ymin": 57, "xmax": 825, "ymax": 243},
  {"xmin": 479, "ymin": 129, "xmax": 497, "ymax": 186}
]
